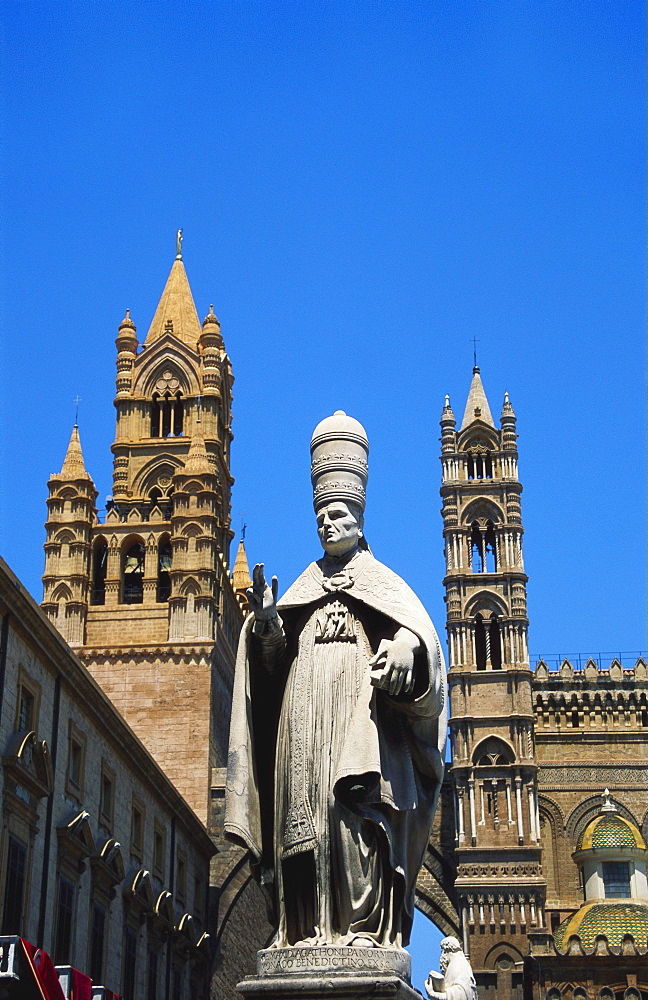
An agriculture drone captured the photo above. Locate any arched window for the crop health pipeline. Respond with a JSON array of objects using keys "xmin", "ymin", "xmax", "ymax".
[
  {"xmin": 151, "ymin": 394, "xmax": 161, "ymax": 437},
  {"xmin": 174, "ymin": 392, "xmax": 183, "ymax": 435},
  {"xmin": 489, "ymin": 615, "xmax": 502, "ymax": 669},
  {"xmin": 122, "ymin": 542, "xmax": 144, "ymax": 604},
  {"xmin": 466, "ymin": 444, "xmax": 493, "ymax": 481},
  {"xmin": 161, "ymin": 394, "xmax": 172, "ymax": 438},
  {"xmin": 475, "ymin": 613, "xmax": 501, "ymax": 670},
  {"xmin": 470, "ymin": 522, "xmax": 483, "ymax": 572},
  {"xmin": 91, "ymin": 539, "xmax": 107, "ymax": 605},
  {"xmin": 157, "ymin": 537, "xmax": 172, "ymax": 602},
  {"xmin": 154, "ymin": 392, "xmax": 183, "ymax": 438},
  {"xmin": 484, "ymin": 520, "xmax": 497, "ymax": 572},
  {"xmin": 149, "ymin": 487, "xmax": 162, "ymax": 508},
  {"xmin": 475, "ymin": 614, "xmax": 486, "ymax": 670}
]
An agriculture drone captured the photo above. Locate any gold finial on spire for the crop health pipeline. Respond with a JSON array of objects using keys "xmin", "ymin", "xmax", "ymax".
[{"xmin": 176, "ymin": 229, "xmax": 183, "ymax": 260}]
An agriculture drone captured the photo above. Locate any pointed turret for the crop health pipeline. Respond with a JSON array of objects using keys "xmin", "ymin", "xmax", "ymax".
[
  {"xmin": 58, "ymin": 425, "xmax": 92, "ymax": 480},
  {"xmin": 42, "ymin": 426, "xmax": 97, "ymax": 646},
  {"xmin": 145, "ymin": 257, "xmax": 202, "ymax": 346},
  {"xmin": 182, "ymin": 422, "xmax": 211, "ymax": 474},
  {"xmin": 232, "ymin": 539, "xmax": 252, "ymax": 608},
  {"xmin": 500, "ymin": 391, "xmax": 518, "ymax": 472},
  {"xmin": 460, "ymin": 366, "xmax": 495, "ymax": 430}
]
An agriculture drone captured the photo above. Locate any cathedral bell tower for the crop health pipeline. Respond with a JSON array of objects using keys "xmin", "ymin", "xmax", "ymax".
[
  {"xmin": 42, "ymin": 238, "xmax": 244, "ymax": 823},
  {"xmin": 440, "ymin": 367, "xmax": 545, "ymax": 992},
  {"xmin": 42, "ymin": 427, "xmax": 98, "ymax": 646}
]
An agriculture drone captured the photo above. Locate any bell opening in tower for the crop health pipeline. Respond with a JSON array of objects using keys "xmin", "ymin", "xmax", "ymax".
[{"xmin": 122, "ymin": 541, "xmax": 145, "ymax": 604}]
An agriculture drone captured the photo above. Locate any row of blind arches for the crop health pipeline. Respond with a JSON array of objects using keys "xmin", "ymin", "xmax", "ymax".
[
  {"xmin": 91, "ymin": 537, "xmax": 171, "ymax": 605},
  {"xmin": 548, "ymin": 990, "xmax": 641, "ymax": 1000}
]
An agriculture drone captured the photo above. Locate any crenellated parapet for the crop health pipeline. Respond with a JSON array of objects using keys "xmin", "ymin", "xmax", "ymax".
[{"xmin": 533, "ymin": 658, "xmax": 648, "ymax": 732}]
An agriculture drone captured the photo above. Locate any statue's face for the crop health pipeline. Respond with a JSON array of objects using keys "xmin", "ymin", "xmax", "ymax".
[{"xmin": 316, "ymin": 501, "xmax": 363, "ymax": 556}]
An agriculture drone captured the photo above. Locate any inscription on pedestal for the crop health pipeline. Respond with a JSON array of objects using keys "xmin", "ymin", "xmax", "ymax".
[{"xmin": 257, "ymin": 946, "xmax": 411, "ymax": 980}]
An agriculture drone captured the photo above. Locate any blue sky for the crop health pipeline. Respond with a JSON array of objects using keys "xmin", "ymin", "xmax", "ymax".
[{"xmin": 0, "ymin": 0, "xmax": 645, "ymax": 981}]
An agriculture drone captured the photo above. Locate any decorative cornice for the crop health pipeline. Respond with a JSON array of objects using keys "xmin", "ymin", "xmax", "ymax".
[{"xmin": 0, "ymin": 557, "xmax": 214, "ymax": 856}]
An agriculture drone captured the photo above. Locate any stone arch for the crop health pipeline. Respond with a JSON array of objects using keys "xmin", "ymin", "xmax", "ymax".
[
  {"xmin": 472, "ymin": 734, "xmax": 516, "ymax": 766},
  {"xmin": 483, "ymin": 940, "xmax": 525, "ymax": 969},
  {"xmin": 211, "ymin": 856, "xmax": 274, "ymax": 998},
  {"xmin": 538, "ymin": 795, "xmax": 565, "ymax": 899},
  {"xmin": 458, "ymin": 427, "xmax": 499, "ymax": 452},
  {"xmin": 464, "ymin": 591, "xmax": 508, "ymax": 619},
  {"xmin": 135, "ymin": 345, "xmax": 200, "ymax": 399},
  {"xmin": 538, "ymin": 793, "xmax": 566, "ymax": 831},
  {"xmin": 121, "ymin": 534, "xmax": 146, "ymax": 605},
  {"xmin": 461, "ymin": 498, "xmax": 504, "ymax": 527},
  {"xmin": 54, "ymin": 529, "xmax": 76, "ymax": 544},
  {"xmin": 134, "ymin": 456, "xmax": 184, "ymax": 498},
  {"xmin": 180, "ymin": 478, "xmax": 209, "ymax": 495},
  {"xmin": 640, "ymin": 806, "xmax": 648, "ymax": 846},
  {"xmin": 51, "ymin": 583, "xmax": 73, "ymax": 602},
  {"xmin": 565, "ymin": 795, "xmax": 639, "ymax": 841},
  {"xmin": 180, "ymin": 578, "xmax": 200, "ymax": 597}
]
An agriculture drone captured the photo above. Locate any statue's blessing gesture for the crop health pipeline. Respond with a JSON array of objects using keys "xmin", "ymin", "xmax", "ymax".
[{"xmin": 226, "ymin": 412, "xmax": 446, "ymax": 951}]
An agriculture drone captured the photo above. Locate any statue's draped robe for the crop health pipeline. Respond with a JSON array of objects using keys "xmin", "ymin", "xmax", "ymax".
[{"xmin": 225, "ymin": 550, "xmax": 446, "ymax": 948}]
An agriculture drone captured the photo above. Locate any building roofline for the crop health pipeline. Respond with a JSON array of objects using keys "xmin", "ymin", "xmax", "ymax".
[{"xmin": 0, "ymin": 555, "xmax": 215, "ymax": 858}]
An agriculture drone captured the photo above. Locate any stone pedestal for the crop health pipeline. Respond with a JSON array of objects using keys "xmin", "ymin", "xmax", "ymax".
[{"xmin": 237, "ymin": 947, "xmax": 421, "ymax": 1000}]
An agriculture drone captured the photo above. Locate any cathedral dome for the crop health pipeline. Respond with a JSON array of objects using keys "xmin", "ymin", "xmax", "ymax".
[
  {"xmin": 575, "ymin": 814, "xmax": 646, "ymax": 853},
  {"xmin": 553, "ymin": 901, "xmax": 648, "ymax": 950}
]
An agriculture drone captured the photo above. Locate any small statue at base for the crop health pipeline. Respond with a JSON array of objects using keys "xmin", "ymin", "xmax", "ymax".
[{"xmin": 425, "ymin": 936, "xmax": 477, "ymax": 1000}]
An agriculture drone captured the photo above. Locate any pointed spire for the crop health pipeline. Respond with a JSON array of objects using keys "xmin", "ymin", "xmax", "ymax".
[
  {"xmin": 460, "ymin": 367, "xmax": 495, "ymax": 430},
  {"xmin": 501, "ymin": 391, "xmax": 516, "ymax": 419},
  {"xmin": 232, "ymin": 539, "xmax": 252, "ymax": 595},
  {"xmin": 441, "ymin": 394, "xmax": 456, "ymax": 422},
  {"xmin": 119, "ymin": 308, "xmax": 136, "ymax": 332},
  {"xmin": 145, "ymin": 256, "xmax": 202, "ymax": 347},
  {"xmin": 58, "ymin": 426, "xmax": 92, "ymax": 480},
  {"xmin": 201, "ymin": 303, "xmax": 223, "ymax": 347},
  {"xmin": 182, "ymin": 423, "xmax": 211, "ymax": 474}
]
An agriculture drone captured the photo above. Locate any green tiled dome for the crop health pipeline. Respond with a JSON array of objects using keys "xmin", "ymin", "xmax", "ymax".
[
  {"xmin": 553, "ymin": 902, "xmax": 648, "ymax": 950},
  {"xmin": 575, "ymin": 814, "xmax": 645, "ymax": 852}
]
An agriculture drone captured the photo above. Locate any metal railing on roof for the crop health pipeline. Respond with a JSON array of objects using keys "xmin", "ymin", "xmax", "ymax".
[{"xmin": 531, "ymin": 652, "xmax": 645, "ymax": 671}]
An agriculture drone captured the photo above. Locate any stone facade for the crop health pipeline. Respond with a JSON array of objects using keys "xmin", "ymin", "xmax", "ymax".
[{"xmin": 0, "ymin": 555, "xmax": 214, "ymax": 998}]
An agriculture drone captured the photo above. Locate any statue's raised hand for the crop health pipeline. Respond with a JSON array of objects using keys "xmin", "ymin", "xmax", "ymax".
[{"xmin": 247, "ymin": 563, "xmax": 279, "ymax": 622}]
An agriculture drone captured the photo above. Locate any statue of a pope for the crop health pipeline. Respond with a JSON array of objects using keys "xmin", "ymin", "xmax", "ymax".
[{"xmin": 225, "ymin": 412, "xmax": 446, "ymax": 950}]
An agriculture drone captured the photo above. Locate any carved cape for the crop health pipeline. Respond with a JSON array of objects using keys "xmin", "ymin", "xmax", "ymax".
[{"xmin": 225, "ymin": 550, "xmax": 447, "ymax": 883}]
